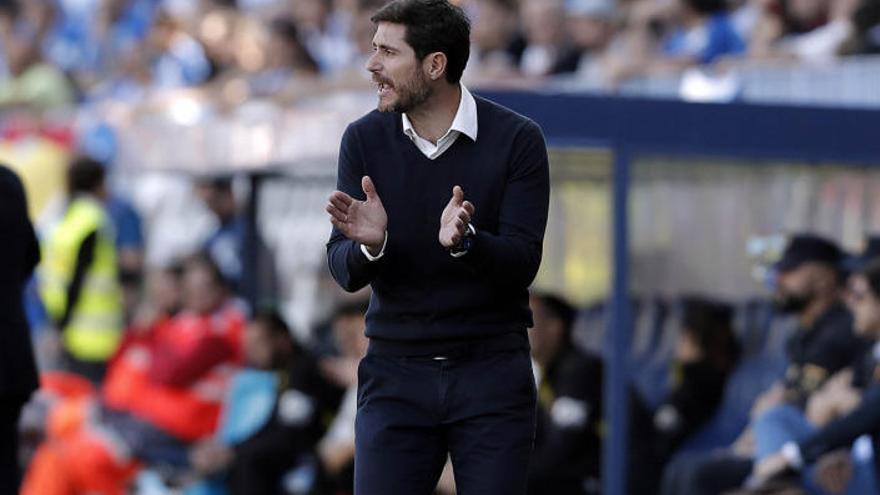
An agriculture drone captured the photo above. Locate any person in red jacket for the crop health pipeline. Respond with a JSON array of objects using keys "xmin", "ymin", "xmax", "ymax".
[
  {"xmin": 103, "ymin": 252, "xmax": 246, "ymax": 447},
  {"xmin": 21, "ymin": 253, "xmax": 246, "ymax": 494}
]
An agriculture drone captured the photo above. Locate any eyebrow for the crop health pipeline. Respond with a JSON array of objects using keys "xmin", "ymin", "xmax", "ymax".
[{"xmin": 373, "ymin": 42, "xmax": 399, "ymax": 53}]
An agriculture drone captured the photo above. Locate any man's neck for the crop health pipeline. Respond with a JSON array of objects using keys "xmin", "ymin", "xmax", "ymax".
[
  {"xmin": 800, "ymin": 295, "xmax": 837, "ymax": 329},
  {"xmin": 406, "ymin": 83, "xmax": 461, "ymax": 144}
]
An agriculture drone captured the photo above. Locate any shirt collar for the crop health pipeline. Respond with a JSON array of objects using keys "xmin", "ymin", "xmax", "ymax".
[{"xmin": 401, "ymin": 84, "xmax": 478, "ymax": 143}]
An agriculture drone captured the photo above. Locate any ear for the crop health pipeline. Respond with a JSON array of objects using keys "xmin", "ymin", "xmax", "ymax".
[{"xmin": 422, "ymin": 51, "xmax": 448, "ymax": 81}]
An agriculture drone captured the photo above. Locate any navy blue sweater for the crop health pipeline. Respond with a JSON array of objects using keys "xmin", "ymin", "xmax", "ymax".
[{"xmin": 326, "ymin": 95, "xmax": 550, "ymax": 343}]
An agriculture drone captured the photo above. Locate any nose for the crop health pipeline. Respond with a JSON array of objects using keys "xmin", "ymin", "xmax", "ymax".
[{"xmin": 366, "ymin": 52, "xmax": 380, "ymax": 74}]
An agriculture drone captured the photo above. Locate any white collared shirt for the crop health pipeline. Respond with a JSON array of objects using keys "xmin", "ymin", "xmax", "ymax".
[{"xmin": 401, "ymin": 84, "xmax": 478, "ymax": 160}]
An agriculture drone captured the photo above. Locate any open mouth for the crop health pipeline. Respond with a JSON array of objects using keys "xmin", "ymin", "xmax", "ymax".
[{"xmin": 375, "ymin": 79, "xmax": 394, "ymax": 97}]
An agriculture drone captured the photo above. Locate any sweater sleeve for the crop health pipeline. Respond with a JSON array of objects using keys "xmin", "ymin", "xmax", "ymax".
[
  {"xmin": 461, "ymin": 120, "xmax": 550, "ymax": 289},
  {"xmin": 798, "ymin": 385, "xmax": 880, "ymax": 464},
  {"xmin": 326, "ymin": 124, "xmax": 385, "ymax": 293}
]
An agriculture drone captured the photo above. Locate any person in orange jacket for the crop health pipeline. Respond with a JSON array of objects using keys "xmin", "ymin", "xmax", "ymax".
[{"xmin": 21, "ymin": 253, "xmax": 246, "ymax": 494}]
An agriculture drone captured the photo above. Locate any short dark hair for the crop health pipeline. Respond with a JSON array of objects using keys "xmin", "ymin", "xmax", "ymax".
[
  {"xmin": 679, "ymin": 296, "xmax": 740, "ymax": 372},
  {"xmin": 533, "ymin": 291, "xmax": 577, "ymax": 338},
  {"xmin": 371, "ymin": 0, "xmax": 471, "ymax": 84},
  {"xmin": 185, "ymin": 251, "xmax": 230, "ymax": 290},
  {"xmin": 269, "ymin": 17, "xmax": 320, "ymax": 72},
  {"xmin": 251, "ymin": 309, "xmax": 302, "ymax": 360},
  {"xmin": 253, "ymin": 309, "xmax": 293, "ymax": 340},
  {"xmin": 67, "ymin": 156, "xmax": 106, "ymax": 195}
]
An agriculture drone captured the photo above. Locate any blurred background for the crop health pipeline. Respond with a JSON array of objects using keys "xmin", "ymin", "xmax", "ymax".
[{"xmin": 2, "ymin": 0, "xmax": 880, "ymax": 493}]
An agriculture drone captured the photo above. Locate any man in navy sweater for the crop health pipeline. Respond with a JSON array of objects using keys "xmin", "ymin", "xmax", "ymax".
[{"xmin": 324, "ymin": 1, "xmax": 550, "ymax": 493}]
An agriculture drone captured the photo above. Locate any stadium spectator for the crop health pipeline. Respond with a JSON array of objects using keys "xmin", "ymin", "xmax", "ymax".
[
  {"xmin": 21, "ymin": 253, "xmax": 246, "ymax": 494},
  {"xmin": 615, "ymin": 0, "xmax": 745, "ymax": 82},
  {"xmin": 38, "ymin": 156, "xmax": 123, "ymax": 383},
  {"xmin": 749, "ymin": 259, "xmax": 880, "ymax": 493},
  {"xmin": 193, "ymin": 4, "xmax": 243, "ymax": 80},
  {"xmin": 44, "ymin": 0, "xmax": 154, "ymax": 85},
  {"xmin": 661, "ymin": 233, "xmax": 865, "ymax": 495},
  {"xmin": 148, "ymin": 9, "xmax": 211, "ymax": 89},
  {"xmin": 317, "ymin": 300, "xmax": 369, "ymax": 494},
  {"xmin": 290, "ymin": 0, "xmax": 357, "ymax": 73},
  {"xmin": 636, "ymin": 296, "xmax": 741, "ymax": 490},
  {"xmin": 465, "ymin": 0, "xmax": 525, "ymax": 82},
  {"xmin": 841, "ymin": 0, "xmax": 880, "ymax": 54},
  {"xmin": 559, "ymin": 0, "xmax": 623, "ymax": 86},
  {"xmin": 196, "ymin": 176, "xmax": 244, "ymax": 294},
  {"xmin": 0, "ymin": 0, "xmax": 73, "ymax": 109},
  {"xmin": 190, "ymin": 310, "xmax": 336, "ymax": 495},
  {"xmin": 519, "ymin": 0, "xmax": 574, "ymax": 76},
  {"xmin": 721, "ymin": 236, "xmax": 880, "ymax": 492},
  {"xmin": 245, "ymin": 17, "xmax": 319, "ymax": 98},
  {"xmin": 527, "ymin": 292, "xmax": 605, "ymax": 494},
  {"xmin": 0, "ymin": 165, "xmax": 41, "ymax": 494},
  {"xmin": 101, "ymin": 252, "xmax": 246, "ymax": 454},
  {"xmin": 130, "ymin": 262, "xmax": 184, "ymax": 332},
  {"xmin": 748, "ymin": 0, "xmax": 861, "ymax": 61}
]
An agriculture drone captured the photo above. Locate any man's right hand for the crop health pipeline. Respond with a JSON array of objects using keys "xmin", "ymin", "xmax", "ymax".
[{"xmin": 326, "ymin": 176, "xmax": 387, "ymax": 255}]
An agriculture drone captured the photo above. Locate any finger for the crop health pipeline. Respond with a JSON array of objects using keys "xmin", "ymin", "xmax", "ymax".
[
  {"xmin": 451, "ymin": 185, "xmax": 464, "ymax": 206},
  {"xmin": 326, "ymin": 204, "xmax": 347, "ymax": 223},
  {"xmin": 329, "ymin": 191, "xmax": 354, "ymax": 207},
  {"xmin": 457, "ymin": 210, "xmax": 471, "ymax": 225},
  {"xmin": 330, "ymin": 216, "xmax": 350, "ymax": 234},
  {"xmin": 329, "ymin": 195, "xmax": 352, "ymax": 213},
  {"xmin": 362, "ymin": 176, "xmax": 379, "ymax": 201},
  {"xmin": 462, "ymin": 200, "xmax": 475, "ymax": 216}
]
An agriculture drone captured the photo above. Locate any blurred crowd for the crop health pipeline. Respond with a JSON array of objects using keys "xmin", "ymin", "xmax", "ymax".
[
  {"xmin": 10, "ymin": 150, "xmax": 880, "ymax": 495},
  {"xmin": 3, "ymin": 0, "xmax": 880, "ymax": 494},
  {"xmin": 0, "ymin": 0, "xmax": 879, "ymax": 111}
]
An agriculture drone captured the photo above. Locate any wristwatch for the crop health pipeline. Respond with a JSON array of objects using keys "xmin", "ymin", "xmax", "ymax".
[{"xmin": 450, "ymin": 224, "xmax": 476, "ymax": 257}]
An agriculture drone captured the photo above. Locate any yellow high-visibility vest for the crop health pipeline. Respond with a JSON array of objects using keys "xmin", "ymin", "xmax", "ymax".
[{"xmin": 39, "ymin": 196, "xmax": 122, "ymax": 362}]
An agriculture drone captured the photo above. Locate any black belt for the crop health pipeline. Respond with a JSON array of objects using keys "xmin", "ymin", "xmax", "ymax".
[{"xmin": 367, "ymin": 330, "xmax": 529, "ymax": 359}]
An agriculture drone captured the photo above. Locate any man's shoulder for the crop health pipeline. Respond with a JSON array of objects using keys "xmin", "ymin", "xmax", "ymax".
[{"xmin": 473, "ymin": 94, "xmax": 541, "ymax": 134}]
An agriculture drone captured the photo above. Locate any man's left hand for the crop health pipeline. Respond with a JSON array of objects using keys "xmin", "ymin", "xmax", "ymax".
[{"xmin": 439, "ymin": 185, "xmax": 475, "ymax": 249}]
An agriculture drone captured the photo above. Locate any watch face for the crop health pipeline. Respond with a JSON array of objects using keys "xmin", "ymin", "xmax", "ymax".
[{"xmin": 450, "ymin": 225, "xmax": 474, "ymax": 254}]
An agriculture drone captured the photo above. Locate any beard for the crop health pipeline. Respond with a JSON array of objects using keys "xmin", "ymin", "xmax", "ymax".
[
  {"xmin": 774, "ymin": 292, "xmax": 813, "ymax": 314},
  {"xmin": 375, "ymin": 69, "xmax": 432, "ymax": 114}
]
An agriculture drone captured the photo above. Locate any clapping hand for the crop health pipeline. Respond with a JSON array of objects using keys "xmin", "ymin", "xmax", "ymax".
[
  {"xmin": 439, "ymin": 185, "xmax": 475, "ymax": 249},
  {"xmin": 327, "ymin": 176, "xmax": 388, "ymax": 255}
]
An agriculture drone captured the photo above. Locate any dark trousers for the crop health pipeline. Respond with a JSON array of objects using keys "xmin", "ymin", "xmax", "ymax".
[
  {"xmin": 101, "ymin": 406, "xmax": 191, "ymax": 470},
  {"xmin": 354, "ymin": 343, "xmax": 537, "ymax": 495},
  {"xmin": 0, "ymin": 400, "xmax": 23, "ymax": 495}
]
